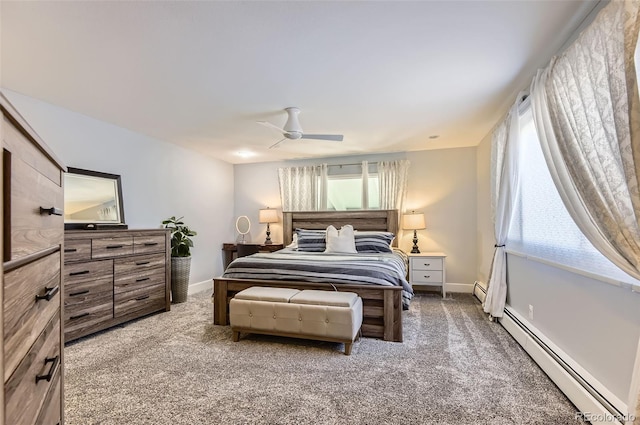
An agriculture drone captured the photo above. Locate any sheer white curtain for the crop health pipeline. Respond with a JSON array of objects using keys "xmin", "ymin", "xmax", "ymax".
[
  {"xmin": 483, "ymin": 98, "xmax": 522, "ymax": 318},
  {"xmin": 378, "ymin": 160, "xmax": 410, "ymax": 212},
  {"xmin": 361, "ymin": 160, "xmax": 369, "ymax": 209},
  {"xmin": 278, "ymin": 164, "xmax": 328, "ymax": 211},
  {"xmin": 527, "ymin": 1, "xmax": 640, "ymax": 421}
]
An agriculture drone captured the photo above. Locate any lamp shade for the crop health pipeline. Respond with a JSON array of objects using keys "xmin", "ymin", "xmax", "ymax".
[
  {"xmin": 402, "ymin": 211, "xmax": 426, "ymax": 230},
  {"xmin": 259, "ymin": 208, "xmax": 278, "ymax": 224}
]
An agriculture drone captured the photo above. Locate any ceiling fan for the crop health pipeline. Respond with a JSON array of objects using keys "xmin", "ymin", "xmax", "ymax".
[{"xmin": 258, "ymin": 107, "xmax": 344, "ymax": 149}]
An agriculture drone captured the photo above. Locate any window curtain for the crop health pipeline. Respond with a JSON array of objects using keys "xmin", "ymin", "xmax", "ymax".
[
  {"xmin": 527, "ymin": 1, "xmax": 640, "ymax": 422},
  {"xmin": 278, "ymin": 164, "xmax": 328, "ymax": 211},
  {"xmin": 378, "ymin": 159, "xmax": 410, "ymax": 212},
  {"xmin": 483, "ymin": 98, "xmax": 522, "ymax": 319},
  {"xmin": 361, "ymin": 160, "xmax": 369, "ymax": 209}
]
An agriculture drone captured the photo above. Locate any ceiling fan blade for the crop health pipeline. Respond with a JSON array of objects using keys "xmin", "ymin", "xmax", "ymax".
[
  {"xmin": 258, "ymin": 121, "xmax": 286, "ymax": 135},
  {"xmin": 268, "ymin": 137, "xmax": 287, "ymax": 149},
  {"xmin": 300, "ymin": 134, "xmax": 344, "ymax": 142}
]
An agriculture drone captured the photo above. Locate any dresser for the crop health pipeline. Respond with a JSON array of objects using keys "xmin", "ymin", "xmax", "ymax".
[
  {"xmin": 2, "ymin": 93, "xmax": 66, "ymax": 425},
  {"xmin": 408, "ymin": 252, "xmax": 446, "ymax": 298},
  {"xmin": 63, "ymin": 229, "xmax": 171, "ymax": 342}
]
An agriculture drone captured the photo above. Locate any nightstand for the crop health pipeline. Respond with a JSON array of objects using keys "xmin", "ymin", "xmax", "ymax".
[
  {"xmin": 408, "ymin": 252, "xmax": 446, "ymax": 298},
  {"xmin": 222, "ymin": 243, "xmax": 284, "ymax": 269}
]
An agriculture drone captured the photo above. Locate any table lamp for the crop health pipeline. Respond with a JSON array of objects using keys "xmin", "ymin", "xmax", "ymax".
[
  {"xmin": 259, "ymin": 207, "xmax": 278, "ymax": 245},
  {"xmin": 403, "ymin": 211, "xmax": 426, "ymax": 254}
]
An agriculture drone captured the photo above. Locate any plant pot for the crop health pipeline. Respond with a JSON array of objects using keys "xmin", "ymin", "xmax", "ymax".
[{"xmin": 171, "ymin": 256, "xmax": 191, "ymax": 303}]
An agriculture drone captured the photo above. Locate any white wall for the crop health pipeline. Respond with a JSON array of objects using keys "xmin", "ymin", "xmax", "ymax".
[
  {"xmin": 475, "ymin": 125, "xmax": 640, "ymax": 406},
  {"xmin": 234, "ymin": 147, "xmax": 478, "ymax": 286},
  {"xmin": 3, "ymin": 90, "xmax": 235, "ymax": 284}
]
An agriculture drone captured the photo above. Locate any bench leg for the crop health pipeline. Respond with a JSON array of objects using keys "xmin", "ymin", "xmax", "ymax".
[
  {"xmin": 344, "ymin": 342, "xmax": 353, "ymax": 356},
  {"xmin": 232, "ymin": 330, "xmax": 240, "ymax": 342}
]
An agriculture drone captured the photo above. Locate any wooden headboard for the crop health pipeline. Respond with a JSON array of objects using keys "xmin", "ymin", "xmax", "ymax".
[{"xmin": 283, "ymin": 210, "xmax": 399, "ymax": 247}]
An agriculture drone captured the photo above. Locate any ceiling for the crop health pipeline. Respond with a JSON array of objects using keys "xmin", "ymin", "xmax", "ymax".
[{"xmin": 1, "ymin": 1, "xmax": 598, "ymax": 165}]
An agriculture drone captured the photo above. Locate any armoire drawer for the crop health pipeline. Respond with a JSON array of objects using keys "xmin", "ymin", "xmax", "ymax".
[
  {"xmin": 5, "ymin": 312, "xmax": 61, "ymax": 425},
  {"xmin": 114, "ymin": 283, "xmax": 165, "ymax": 319},
  {"xmin": 133, "ymin": 234, "xmax": 166, "ymax": 254},
  {"xmin": 4, "ymin": 251, "xmax": 61, "ymax": 381},
  {"xmin": 35, "ymin": 370, "xmax": 61, "ymax": 425},
  {"xmin": 92, "ymin": 236, "xmax": 133, "ymax": 259}
]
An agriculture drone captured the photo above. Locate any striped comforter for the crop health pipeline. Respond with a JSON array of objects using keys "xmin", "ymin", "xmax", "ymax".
[{"xmin": 222, "ymin": 248, "xmax": 413, "ymax": 308}]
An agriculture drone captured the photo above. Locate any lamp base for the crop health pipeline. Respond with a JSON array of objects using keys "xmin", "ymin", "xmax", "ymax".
[
  {"xmin": 264, "ymin": 223, "xmax": 273, "ymax": 245},
  {"xmin": 411, "ymin": 230, "xmax": 420, "ymax": 254}
]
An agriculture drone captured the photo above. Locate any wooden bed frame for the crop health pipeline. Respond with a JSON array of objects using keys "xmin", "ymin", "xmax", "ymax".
[{"xmin": 213, "ymin": 210, "xmax": 404, "ymax": 342}]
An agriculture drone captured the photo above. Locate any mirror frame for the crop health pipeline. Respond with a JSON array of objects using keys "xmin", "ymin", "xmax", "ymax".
[
  {"xmin": 64, "ymin": 167, "xmax": 127, "ymax": 230},
  {"xmin": 235, "ymin": 216, "xmax": 251, "ymax": 235}
]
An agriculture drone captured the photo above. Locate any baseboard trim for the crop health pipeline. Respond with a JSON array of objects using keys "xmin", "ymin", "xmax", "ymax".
[
  {"xmin": 499, "ymin": 306, "xmax": 626, "ymax": 425},
  {"xmin": 188, "ymin": 279, "xmax": 211, "ymax": 295},
  {"xmin": 445, "ymin": 282, "xmax": 474, "ymax": 293}
]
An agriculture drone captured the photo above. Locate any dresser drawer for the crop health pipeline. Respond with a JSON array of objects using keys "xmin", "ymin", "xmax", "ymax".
[
  {"xmin": 114, "ymin": 269, "xmax": 165, "ymax": 294},
  {"xmin": 65, "ymin": 277, "xmax": 113, "ymax": 305},
  {"xmin": 65, "ymin": 259, "xmax": 112, "ymax": 284},
  {"xmin": 411, "ymin": 258, "xmax": 443, "ymax": 271},
  {"xmin": 4, "ymin": 251, "xmax": 61, "ymax": 381},
  {"xmin": 35, "ymin": 370, "xmax": 61, "ymax": 425},
  {"xmin": 64, "ymin": 297, "xmax": 113, "ymax": 342},
  {"xmin": 114, "ymin": 283, "xmax": 165, "ymax": 319},
  {"xmin": 6, "ymin": 151, "xmax": 63, "ymax": 261},
  {"xmin": 5, "ymin": 312, "xmax": 61, "ymax": 425},
  {"xmin": 114, "ymin": 253, "xmax": 165, "ymax": 291},
  {"xmin": 64, "ymin": 239, "xmax": 91, "ymax": 262},
  {"xmin": 92, "ymin": 236, "xmax": 133, "ymax": 259},
  {"xmin": 410, "ymin": 270, "xmax": 443, "ymax": 284},
  {"xmin": 134, "ymin": 234, "xmax": 166, "ymax": 254}
]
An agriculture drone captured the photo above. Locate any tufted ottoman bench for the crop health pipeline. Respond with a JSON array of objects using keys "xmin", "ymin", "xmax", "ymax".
[{"xmin": 229, "ymin": 286, "xmax": 363, "ymax": 355}]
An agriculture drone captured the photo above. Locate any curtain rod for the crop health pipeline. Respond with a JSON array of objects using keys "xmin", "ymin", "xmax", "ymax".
[{"xmin": 329, "ymin": 161, "xmax": 378, "ymax": 168}]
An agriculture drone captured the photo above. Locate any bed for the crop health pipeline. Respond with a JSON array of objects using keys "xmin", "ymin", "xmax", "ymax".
[{"xmin": 213, "ymin": 210, "xmax": 410, "ymax": 342}]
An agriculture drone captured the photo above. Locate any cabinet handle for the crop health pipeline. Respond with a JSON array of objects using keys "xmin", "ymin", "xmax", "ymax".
[
  {"xmin": 143, "ymin": 242, "xmax": 158, "ymax": 246},
  {"xmin": 136, "ymin": 261, "xmax": 150, "ymax": 266},
  {"xmin": 69, "ymin": 290, "xmax": 90, "ymax": 297},
  {"xmin": 136, "ymin": 277, "xmax": 150, "ymax": 282},
  {"xmin": 106, "ymin": 244, "xmax": 124, "ymax": 249},
  {"xmin": 70, "ymin": 312, "xmax": 90, "ymax": 320},
  {"xmin": 69, "ymin": 270, "xmax": 90, "ymax": 276},
  {"xmin": 64, "ymin": 248, "xmax": 78, "ymax": 253},
  {"xmin": 35, "ymin": 355, "xmax": 60, "ymax": 383},
  {"xmin": 35, "ymin": 286, "xmax": 59, "ymax": 302},
  {"xmin": 136, "ymin": 295, "xmax": 150, "ymax": 301},
  {"xmin": 39, "ymin": 207, "xmax": 63, "ymax": 216}
]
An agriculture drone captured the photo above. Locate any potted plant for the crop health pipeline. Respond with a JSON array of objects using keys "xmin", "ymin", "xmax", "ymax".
[{"xmin": 162, "ymin": 216, "xmax": 197, "ymax": 303}]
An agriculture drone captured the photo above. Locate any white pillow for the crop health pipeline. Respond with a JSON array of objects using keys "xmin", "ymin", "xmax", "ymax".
[
  {"xmin": 286, "ymin": 233, "xmax": 298, "ymax": 249},
  {"xmin": 324, "ymin": 225, "xmax": 357, "ymax": 254}
]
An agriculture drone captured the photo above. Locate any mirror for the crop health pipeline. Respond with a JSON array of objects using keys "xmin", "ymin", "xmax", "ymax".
[
  {"xmin": 235, "ymin": 216, "xmax": 251, "ymax": 242},
  {"xmin": 64, "ymin": 167, "xmax": 127, "ymax": 230}
]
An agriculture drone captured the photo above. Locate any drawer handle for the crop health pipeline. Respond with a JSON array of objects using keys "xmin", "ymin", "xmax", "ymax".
[
  {"xmin": 424, "ymin": 275, "xmax": 431, "ymax": 278},
  {"xmin": 423, "ymin": 263, "xmax": 431, "ymax": 266},
  {"xmin": 69, "ymin": 270, "xmax": 90, "ymax": 276},
  {"xmin": 136, "ymin": 277, "xmax": 150, "ymax": 282},
  {"xmin": 136, "ymin": 295, "xmax": 150, "ymax": 301},
  {"xmin": 39, "ymin": 206, "xmax": 63, "ymax": 216},
  {"xmin": 106, "ymin": 244, "xmax": 124, "ymax": 249},
  {"xmin": 35, "ymin": 286, "xmax": 60, "ymax": 302},
  {"xmin": 70, "ymin": 312, "xmax": 90, "ymax": 320},
  {"xmin": 64, "ymin": 248, "xmax": 78, "ymax": 253},
  {"xmin": 136, "ymin": 261, "xmax": 150, "ymax": 266},
  {"xmin": 69, "ymin": 290, "xmax": 90, "ymax": 297},
  {"xmin": 144, "ymin": 242, "xmax": 158, "ymax": 246},
  {"xmin": 35, "ymin": 355, "xmax": 60, "ymax": 383}
]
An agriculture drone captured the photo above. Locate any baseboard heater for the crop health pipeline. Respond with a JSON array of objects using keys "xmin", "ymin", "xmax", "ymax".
[{"xmin": 472, "ymin": 282, "xmax": 624, "ymax": 425}]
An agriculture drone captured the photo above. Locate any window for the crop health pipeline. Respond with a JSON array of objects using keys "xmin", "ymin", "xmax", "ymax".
[
  {"xmin": 507, "ymin": 107, "xmax": 639, "ymax": 286},
  {"xmin": 325, "ymin": 163, "xmax": 380, "ymax": 210}
]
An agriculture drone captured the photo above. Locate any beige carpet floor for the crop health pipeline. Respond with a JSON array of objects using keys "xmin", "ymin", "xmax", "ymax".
[{"xmin": 64, "ymin": 291, "xmax": 579, "ymax": 424}]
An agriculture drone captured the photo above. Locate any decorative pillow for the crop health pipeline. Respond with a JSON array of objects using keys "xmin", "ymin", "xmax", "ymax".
[
  {"xmin": 295, "ymin": 229, "xmax": 326, "ymax": 252},
  {"xmin": 286, "ymin": 233, "xmax": 298, "ymax": 249},
  {"xmin": 325, "ymin": 225, "xmax": 357, "ymax": 254},
  {"xmin": 354, "ymin": 231, "xmax": 395, "ymax": 253}
]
